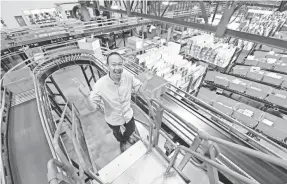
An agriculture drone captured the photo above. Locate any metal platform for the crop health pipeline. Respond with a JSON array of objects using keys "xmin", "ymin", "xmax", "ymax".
[{"xmin": 112, "ymin": 148, "xmax": 186, "ymax": 184}]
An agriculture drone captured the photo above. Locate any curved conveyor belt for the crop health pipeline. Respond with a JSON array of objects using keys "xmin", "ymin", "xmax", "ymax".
[
  {"xmin": 6, "ymin": 52, "xmax": 287, "ymax": 184},
  {"xmin": 8, "ymin": 99, "xmax": 52, "ymax": 184}
]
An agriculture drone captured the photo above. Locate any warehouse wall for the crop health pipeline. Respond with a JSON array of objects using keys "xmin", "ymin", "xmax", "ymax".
[{"xmin": 1, "ymin": 1, "xmax": 77, "ymax": 28}]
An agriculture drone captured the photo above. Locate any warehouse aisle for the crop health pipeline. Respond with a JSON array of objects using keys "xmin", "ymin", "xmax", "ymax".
[{"xmin": 8, "ymin": 99, "xmax": 52, "ymax": 184}]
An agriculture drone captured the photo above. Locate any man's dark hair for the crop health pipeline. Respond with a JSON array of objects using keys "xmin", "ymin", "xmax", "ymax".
[{"xmin": 106, "ymin": 52, "xmax": 122, "ymax": 65}]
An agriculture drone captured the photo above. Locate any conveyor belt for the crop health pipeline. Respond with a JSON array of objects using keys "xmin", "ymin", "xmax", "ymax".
[
  {"xmin": 8, "ymin": 99, "xmax": 52, "ymax": 184},
  {"xmin": 137, "ymin": 95, "xmax": 287, "ymax": 184}
]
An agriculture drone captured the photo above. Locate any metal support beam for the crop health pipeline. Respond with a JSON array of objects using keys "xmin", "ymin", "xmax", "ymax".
[
  {"xmin": 80, "ymin": 65, "xmax": 92, "ymax": 91},
  {"xmin": 161, "ymin": 2, "xmax": 170, "ymax": 17},
  {"xmin": 47, "ymin": 76, "xmax": 67, "ymax": 102},
  {"xmin": 278, "ymin": 1, "xmax": 287, "ymax": 12},
  {"xmin": 132, "ymin": 1, "xmax": 139, "ymax": 12},
  {"xmin": 199, "ymin": 1, "xmax": 208, "ymax": 25},
  {"xmin": 122, "ymin": 0, "xmax": 127, "ymax": 10},
  {"xmin": 130, "ymin": 0, "xmax": 134, "ymax": 10},
  {"xmin": 216, "ymin": 2, "xmax": 239, "ymax": 37},
  {"xmin": 89, "ymin": 65, "xmax": 96, "ymax": 83},
  {"xmin": 99, "ymin": 6, "xmax": 287, "ymax": 50},
  {"xmin": 150, "ymin": 1, "xmax": 157, "ymax": 16},
  {"xmin": 121, "ymin": 30, "xmax": 126, "ymax": 47},
  {"xmin": 126, "ymin": 0, "xmax": 131, "ymax": 16},
  {"xmin": 158, "ymin": 1, "xmax": 161, "ymax": 17},
  {"xmin": 211, "ymin": 2, "xmax": 219, "ymax": 24}
]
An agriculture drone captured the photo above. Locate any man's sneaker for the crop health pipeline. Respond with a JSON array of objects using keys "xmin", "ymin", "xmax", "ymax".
[{"xmin": 120, "ymin": 142, "xmax": 127, "ymax": 152}]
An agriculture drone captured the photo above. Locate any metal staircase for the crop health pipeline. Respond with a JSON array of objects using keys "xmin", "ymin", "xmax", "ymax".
[{"xmin": 47, "ymin": 96, "xmax": 287, "ymax": 184}]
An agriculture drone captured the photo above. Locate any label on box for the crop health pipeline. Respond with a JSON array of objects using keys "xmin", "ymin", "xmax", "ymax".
[
  {"xmin": 232, "ymin": 79, "xmax": 242, "ymax": 84},
  {"xmin": 262, "ymin": 119, "xmax": 274, "ymax": 126},
  {"xmin": 250, "ymin": 66, "xmax": 260, "ymax": 72},
  {"xmin": 216, "ymin": 76, "xmax": 228, "ymax": 81},
  {"xmin": 275, "ymin": 93, "xmax": 286, "ymax": 99},
  {"xmin": 268, "ymin": 51, "xmax": 275, "ymax": 55},
  {"xmin": 266, "ymin": 72, "xmax": 282, "ymax": 79},
  {"xmin": 250, "ymin": 86, "xmax": 261, "ymax": 91},
  {"xmin": 242, "ymin": 109, "xmax": 254, "ymax": 117},
  {"xmin": 218, "ymin": 102, "xmax": 232, "ymax": 109},
  {"xmin": 247, "ymin": 55, "xmax": 255, "ymax": 60},
  {"xmin": 267, "ymin": 58, "xmax": 277, "ymax": 64}
]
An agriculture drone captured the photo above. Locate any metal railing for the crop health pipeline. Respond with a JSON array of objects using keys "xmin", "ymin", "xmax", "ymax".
[
  {"xmin": 2, "ymin": 46, "xmax": 287, "ymax": 184},
  {"xmin": 48, "ymin": 98, "xmax": 156, "ymax": 184},
  {"xmin": 149, "ymin": 98, "xmax": 287, "ymax": 184},
  {"xmin": 120, "ymin": 53, "xmax": 287, "ymax": 157}
]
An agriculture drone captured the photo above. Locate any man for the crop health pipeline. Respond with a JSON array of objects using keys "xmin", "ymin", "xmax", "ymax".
[{"xmin": 78, "ymin": 52, "xmax": 153, "ymax": 152}]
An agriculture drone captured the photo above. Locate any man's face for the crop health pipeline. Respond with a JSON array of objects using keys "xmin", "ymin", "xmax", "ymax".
[{"xmin": 108, "ymin": 54, "xmax": 124, "ymax": 79}]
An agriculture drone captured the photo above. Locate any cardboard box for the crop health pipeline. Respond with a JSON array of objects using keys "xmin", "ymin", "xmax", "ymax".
[{"xmin": 136, "ymin": 74, "xmax": 168, "ymax": 99}]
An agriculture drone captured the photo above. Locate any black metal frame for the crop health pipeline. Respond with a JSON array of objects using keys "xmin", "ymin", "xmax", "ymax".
[{"xmin": 80, "ymin": 65, "xmax": 97, "ymax": 91}]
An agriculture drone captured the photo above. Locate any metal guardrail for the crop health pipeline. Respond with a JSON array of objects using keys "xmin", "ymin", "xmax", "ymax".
[
  {"xmin": 149, "ymin": 98, "xmax": 287, "ymax": 184},
  {"xmin": 0, "ymin": 87, "xmax": 13, "ymax": 184},
  {"xmin": 2, "ymin": 46, "xmax": 287, "ymax": 184},
  {"xmin": 120, "ymin": 52, "xmax": 287, "ymax": 156}
]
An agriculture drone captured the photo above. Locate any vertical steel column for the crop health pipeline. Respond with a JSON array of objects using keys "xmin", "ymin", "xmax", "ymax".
[
  {"xmin": 215, "ymin": 2, "xmax": 239, "ymax": 37},
  {"xmin": 126, "ymin": 0, "xmax": 131, "ymax": 16},
  {"xmin": 211, "ymin": 2, "xmax": 219, "ymax": 24},
  {"xmin": 89, "ymin": 65, "xmax": 96, "ymax": 83},
  {"xmin": 158, "ymin": 1, "xmax": 161, "ymax": 16},
  {"xmin": 122, "ymin": 30, "xmax": 126, "ymax": 47},
  {"xmin": 154, "ymin": 105, "xmax": 164, "ymax": 146},
  {"xmin": 177, "ymin": 136, "xmax": 202, "ymax": 171},
  {"xmin": 46, "ymin": 76, "xmax": 67, "ymax": 102},
  {"xmin": 199, "ymin": 1, "xmax": 208, "ymax": 24}
]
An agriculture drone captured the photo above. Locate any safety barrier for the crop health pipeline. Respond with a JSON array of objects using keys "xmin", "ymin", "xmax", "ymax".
[{"xmin": 150, "ymin": 98, "xmax": 287, "ymax": 184}]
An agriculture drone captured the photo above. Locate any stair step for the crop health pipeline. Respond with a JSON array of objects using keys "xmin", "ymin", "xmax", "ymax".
[
  {"xmin": 98, "ymin": 140, "xmax": 147, "ymax": 183},
  {"xmin": 112, "ymin": 147, "xmax": 187, "ymax": 184}
]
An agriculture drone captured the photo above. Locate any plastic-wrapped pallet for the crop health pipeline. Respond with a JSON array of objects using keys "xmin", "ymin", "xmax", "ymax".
[
  {"xmin": 232, "ymin": 103, "xmax": 262, "ymax": 128},
  {"xmin": 257, "ymin": 113, "xmax": 287, "ymax": 142},
  {"xmin": 273, "ymin": 60, "xmax": 287, "ymax": 73},
  {"xmin": 244, "ymin": 59, "xmax": 259, "ymax": 66},
  {"xmin": 229, "ymin": 78, "xmax": 248, "ymax": 93},
  {"xmin": 262, "ymin": 72, "xmax": 284, "ymax": 86},
  {"xmin": 282, "ymin": 80, "xmax": 287, "ymax": 89},
  {"xmin": 231, "ymin": 65, "xmax": 249, "ymax": 76},
  {"xmin": 246, "ymin": 67, "xmax": 265, "ymax": 81},
  {"xmin": 266, "ymin": 89, "xmax": 287, "ymax": 108},
  {"xmin": 257, "ymin": 58, "xmax": 275, "ymax": 70},
  {"xmin": 213, "ymin": 95, "xmax": 237, "ymax": 116},
  {"xmin": 245, "ymin": 82, "xmax": 273, "ymax": 100},
  {"xmin": 214, "ymin": 73, "xmax": 234, "ymax": 87}
]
